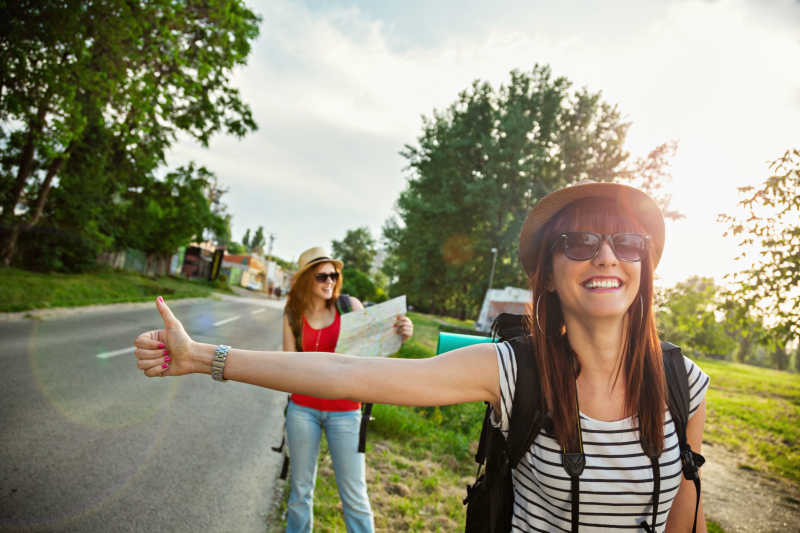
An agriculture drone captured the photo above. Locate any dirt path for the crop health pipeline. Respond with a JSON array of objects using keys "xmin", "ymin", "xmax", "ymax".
[{"xmin": 702, "ymin": 443, "xmax": 800, "ymax": 532}]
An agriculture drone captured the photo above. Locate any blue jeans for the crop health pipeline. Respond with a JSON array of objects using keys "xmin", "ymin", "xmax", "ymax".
[{"xmin": 285, "ymin": 400, "xmax": 374, "ymax": 533}]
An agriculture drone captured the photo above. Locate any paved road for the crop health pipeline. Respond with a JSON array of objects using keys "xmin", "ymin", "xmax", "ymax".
[{"xmin": 0, "ymin": 295, "xmax": 287, "ymax": 533}]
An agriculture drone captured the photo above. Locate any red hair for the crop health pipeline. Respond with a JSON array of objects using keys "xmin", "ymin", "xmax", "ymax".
[{"xmin": 526, "ymin": 197, "xmax": 665, "ymax": 456}]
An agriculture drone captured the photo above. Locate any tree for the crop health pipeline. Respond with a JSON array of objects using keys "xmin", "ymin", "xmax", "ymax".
[
  {"xmin": 342, "ymin": 267, "xmax": 377, "ymax": 302},
  {"xmin": 0, "ymin": 0, "xmax": 260, "ymax": 264},
  {"xmin": 332, "ymin": 227, "xmax": 377, "ymax": 273},
  {"xmin": 250, "ymin": 226, "xmax": 266, "ymax": 254},
  {"xmin": 656, "ymin": 276, "xmax": 736, "ymax": 357},
  {"xmin": 242, "ymin": 229, "xmax": 252, "ymax": 250},
  {"xmin": 227, "ymin": 242, "xmax": 247, "ymax": 255},
  {"xmin": 385, "ymin": 65, "xmax": 679, "ymax": 317},
  {"xmin": 111, "ymin": 164, "xmax": 228, "ymax": 275},
  {"xmin": 718, "ymin": 148, "xmax": 800, "ymax": 346}
]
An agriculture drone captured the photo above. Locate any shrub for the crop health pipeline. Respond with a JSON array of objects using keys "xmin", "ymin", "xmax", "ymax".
[{"xmin": 1, "ymin": 224, "xmax": 99, "ymax": 273}]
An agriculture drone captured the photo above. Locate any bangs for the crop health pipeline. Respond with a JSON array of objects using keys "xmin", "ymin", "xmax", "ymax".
[{"xmin": 551, "ymin": 197, "xmax": 645, "ymax": 236}]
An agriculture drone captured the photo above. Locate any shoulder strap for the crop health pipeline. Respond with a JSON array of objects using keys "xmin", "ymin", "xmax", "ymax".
[
  {"xmin": 506, "ymin": 335, "xmax": 545, "ymax": 468},
  {"xmin": 661, "ymin": 341, "xmax": 705, "ymax": 533},
  {"xmin": 336, "ymin": 293, "xmax": 353, "ymax": 314}
]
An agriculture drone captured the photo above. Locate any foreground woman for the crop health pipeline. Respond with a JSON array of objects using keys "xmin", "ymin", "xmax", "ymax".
[{"xmin": 135, "ymin": 182, "xmax": 708, "ymax": 532}]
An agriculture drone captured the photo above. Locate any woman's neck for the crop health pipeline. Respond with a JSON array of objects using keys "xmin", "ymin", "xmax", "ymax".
[
  {"xmin": 307, "ymin": 294, "xmax": 329, "ymax": 314},
  {"xmin": 564, "ymin": 314, "xmax": 627, "ymax": 388}
]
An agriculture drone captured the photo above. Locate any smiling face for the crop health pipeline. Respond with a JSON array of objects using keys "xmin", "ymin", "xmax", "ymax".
[
  {"xmin": 546, "ymin": 200, "xmax": 645, "ymax": 326},
  {"xmin": 310, "ymin": 261, "xmax": 339, "ymax": 302}
]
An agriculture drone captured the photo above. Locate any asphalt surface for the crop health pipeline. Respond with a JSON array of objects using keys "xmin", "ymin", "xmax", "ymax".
[{"xmin": 0, "ymin": 296, "xmax": 287, "ymax": 533}]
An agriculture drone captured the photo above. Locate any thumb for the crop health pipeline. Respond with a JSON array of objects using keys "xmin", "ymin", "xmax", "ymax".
[{"xmin": 156, "ymin": 296, "xmax": 178, "ymax": 326}]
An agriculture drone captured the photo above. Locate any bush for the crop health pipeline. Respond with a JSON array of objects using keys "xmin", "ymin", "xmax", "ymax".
[
  {"xmin": 1, "ymin": 224, "xmax": 99, "ymax": 273},
  {"xmin": 341, "ymin": 267, "xmax": 377, "ymax": 301}
]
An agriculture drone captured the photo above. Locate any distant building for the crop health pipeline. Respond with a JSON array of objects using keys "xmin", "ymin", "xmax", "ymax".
[{"xmin": 475, "ymin": 286, "xmax": 531, "ymax": 332}]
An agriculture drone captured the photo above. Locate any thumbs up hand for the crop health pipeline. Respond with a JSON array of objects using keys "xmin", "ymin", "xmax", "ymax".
[{"xmin": 133, "ymin": 296, "xmax": 195, "ymax": 377}]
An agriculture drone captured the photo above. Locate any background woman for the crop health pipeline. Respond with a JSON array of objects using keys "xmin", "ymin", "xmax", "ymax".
[
  {"xmin": 134, "ymin": 183, "xmax": 708, "ymax": 532},
  {"xmin": 282, "ymin": 246, "xmax": 413, "ymax": 533}
]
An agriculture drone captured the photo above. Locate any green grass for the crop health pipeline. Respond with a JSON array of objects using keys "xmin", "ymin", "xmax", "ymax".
[
  {"xmin": 0, "ymin": 266, "xmax": 233, "ymax": 312},
  {"xmin": 697, "ymin": 356, "xmax": 800, "ymax": 483}
]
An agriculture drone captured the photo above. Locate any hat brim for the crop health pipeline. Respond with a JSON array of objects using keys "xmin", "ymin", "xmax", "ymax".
[
  {"xmin": 518, "ymin": 182, "xmax": 665, "ymax": 274},
  {"xmin": 295, "ymin": 256, "xmax": 344, "ymax": 279}
]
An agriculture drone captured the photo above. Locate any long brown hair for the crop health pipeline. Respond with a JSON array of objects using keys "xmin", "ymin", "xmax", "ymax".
[
  {"xmin": 285, "ymin": 261, "xmax": 343, "ymax": 349},
  {"xmin": 526, "ymin": 197, "xmax": 666, "ymax": 456}
]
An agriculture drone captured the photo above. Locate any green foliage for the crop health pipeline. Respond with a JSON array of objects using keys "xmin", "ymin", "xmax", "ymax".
[
  {"xmin": 718, "ymin": 148, "xmax": 800, "ymax": 347},
  {"xmin": 341, "ymin": 267, "xmax": 377, "ymax": 302},
  {"xmin": 332, "ymin": 227, "xmax": 377, "ymax": 273},
  {"xmin": 385, "ymin": 65, "xmax": 678, "ymax": 318},
  {"xmin": 226, "ymin": 241, "xmax": 247, "ymax": 255},
  {"xmin": 0, "ymin": 0, "xmax": 260, "ymax": 264},
  {"xmin": 111, "ymin": 164, "xmax": 228, "ymax": 260},
  {"xmin": 0, "ymin": 224, "xmax": 99, "ymax": 273},
  {"xmin": 656, "ymin": 276, "xmax": 737, "ymax": 357},
  {"xmin": 250, "ymin": 226, "xmax": 266, "ymax": 253}
]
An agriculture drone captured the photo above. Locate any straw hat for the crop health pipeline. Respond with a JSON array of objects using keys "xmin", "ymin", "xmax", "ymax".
[
  {"xmin": 295, "ymin": 246, "xmax": 343, "ymax": 279},
  {"xmin": 518, "ymin": 181, "xmax": 665, "ymax": 274}
]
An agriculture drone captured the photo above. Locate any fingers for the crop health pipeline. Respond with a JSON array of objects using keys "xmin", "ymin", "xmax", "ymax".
[
  {"xmin": 134, "ymin": 331, "xmax": 166, "ymax": 350},
  {"xmin": 135, "ymin": 346, "xmax": 170, "ymax": 361},
  {"xmin": 139, "ymin": 355, "xmax": 171, "ymax": 377},
  {"xmin": 155, "ymin": 296, "xmax": 178, "ymax": 327}
]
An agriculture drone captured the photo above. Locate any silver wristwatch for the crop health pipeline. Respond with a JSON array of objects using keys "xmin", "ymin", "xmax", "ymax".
[{"xmin": 211, "ymin": 345, "xmax": 230, "ymax": 381}]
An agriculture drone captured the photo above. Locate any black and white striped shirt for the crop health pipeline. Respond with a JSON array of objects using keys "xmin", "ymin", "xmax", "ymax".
[{"xmin": 491, "ymin": 341, "xmax": 710, "ymax": 532}]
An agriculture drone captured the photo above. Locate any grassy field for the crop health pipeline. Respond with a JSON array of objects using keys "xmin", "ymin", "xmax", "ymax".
[
  {"xmin": 698, "ymin": 356, "xmax": 800, "ymax": 483},
  {"xmin": 0, "ymin": 267, "xmax": 232, "ymax": 312},
  {"xmin": 268, "ymin": 311, "xmax": 799, "ymax": 533}
]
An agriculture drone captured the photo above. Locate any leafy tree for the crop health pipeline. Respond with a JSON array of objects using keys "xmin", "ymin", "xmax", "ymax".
[
  {"xmin": 385, "ymin": 65, "xmax": 679, "ymax": 317},
  {"xmin": 227, "ymin": 242, "xmax": 247, "ymax": 255},
  {"xmin": 242, "ymin": 229, "xmax": 252, "ymax": 250},
  {"xmin": 0, "ymin": 0, "xmax": 260, "ymax": 264},
  {"xmin": 111, "ymin": 163, "xmax": 227, "ymax": 275},
  {"xmin": 342, "ymin": 267, "xmax": 377, "ymax": 302},
  {"xmin": 656, "ymin": 276, "xmax": 736, "ymax": 357},
  {"xmin": 332, "ymin": 227, "xmax": 377, "ymax": 273},
  {"xmin": 718, "ymin": 148, "xmax": 800, "ymax": 346},
  {"xmin": 250, "ymin": 226, "xmax": 266, "ymax": 254}
]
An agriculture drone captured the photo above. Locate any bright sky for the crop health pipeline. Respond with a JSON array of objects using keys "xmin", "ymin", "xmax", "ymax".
[{"xmin": 167, "ymin": 0, "xmax": 800, "ymax": 289}]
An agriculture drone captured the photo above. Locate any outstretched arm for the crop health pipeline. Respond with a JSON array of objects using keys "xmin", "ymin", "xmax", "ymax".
[{"xmin": 135, "ymin": 297, "xmax": 497, "ymax": 408}]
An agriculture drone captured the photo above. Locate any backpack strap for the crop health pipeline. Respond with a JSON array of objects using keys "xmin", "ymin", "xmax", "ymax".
[
  {"xmin": 662, "ymin": 341, "xmax": 705, "ymax": 533},
  {"xmin": 506, "ymin": 335, "xmax": 545, "ymax": 468}
]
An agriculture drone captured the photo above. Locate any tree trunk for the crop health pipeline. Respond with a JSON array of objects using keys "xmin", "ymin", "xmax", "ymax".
[
  {"xmin": 1, "ymin": 98, "xmax": 50, "ymax": 225},
  {"xmin": 1, "ymin": 142, "xmax": 72, "ymax": 266}
]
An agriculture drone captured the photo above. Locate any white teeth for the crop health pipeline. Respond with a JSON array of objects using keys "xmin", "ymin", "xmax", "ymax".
[{"xmin": 585, "ymin": 279, "xmax": 620, "ymax": 289}]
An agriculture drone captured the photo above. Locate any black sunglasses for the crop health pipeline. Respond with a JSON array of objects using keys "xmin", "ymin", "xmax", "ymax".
[
  {"xmin": 551, "ymin": 232, "xmax": 650, "ymax": 262},
  {"xmin": 314, "ymin": 272, "xmax": 340, "ymax": 283}
]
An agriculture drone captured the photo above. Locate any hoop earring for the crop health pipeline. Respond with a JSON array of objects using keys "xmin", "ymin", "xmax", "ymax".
[{"xmin": 535, "ymin": 294, "xmax": 545, "ymax": 335}]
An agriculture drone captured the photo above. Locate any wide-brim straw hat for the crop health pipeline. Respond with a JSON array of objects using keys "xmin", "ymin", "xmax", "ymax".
[
  {"xmin": 518, "ymin": 181, "xmax": 665, "ymax": 274},
  {"xmin": 295, "ymin": 246, "xmax": 343, "ymax": 279}
]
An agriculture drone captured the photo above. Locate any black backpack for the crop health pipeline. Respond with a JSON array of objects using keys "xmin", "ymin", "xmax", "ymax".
[
  {"xmin": 463, "ymin": 314, "xmax": 705, "ymax": 533},
  {"xmin": 273, "ymin": 294, "xmax": 375, "ymax": 479}
]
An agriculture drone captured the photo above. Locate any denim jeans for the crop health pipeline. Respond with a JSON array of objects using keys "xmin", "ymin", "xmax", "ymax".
[{"xmin": 285, "ymin": 400, "xmax": 374, "ymax": 533}]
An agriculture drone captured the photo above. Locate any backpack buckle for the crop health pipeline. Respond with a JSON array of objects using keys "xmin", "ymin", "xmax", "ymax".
[{"xmin": 680, "ymin": 444, "xmax": 703, "ymax": 479}]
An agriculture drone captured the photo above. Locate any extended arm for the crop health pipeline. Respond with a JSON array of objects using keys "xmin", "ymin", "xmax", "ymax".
[{"xmin": 135, "ymin": 297, "xmax": 496, "ymax": 407}]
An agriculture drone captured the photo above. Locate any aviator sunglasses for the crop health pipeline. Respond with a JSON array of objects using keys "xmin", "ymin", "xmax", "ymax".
[
  {"xmin": 551, "ymin": 232, "xmax": 650, "ymax": 262},
  {"xmin": 314, "ymin": 272, "xmax": 340, "ymax": 283}
]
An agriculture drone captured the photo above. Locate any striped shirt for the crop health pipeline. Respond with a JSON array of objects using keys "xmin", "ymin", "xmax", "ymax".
[{"xmin": 491, "ymin": 341, "xmax": 710, "ymax": 532}]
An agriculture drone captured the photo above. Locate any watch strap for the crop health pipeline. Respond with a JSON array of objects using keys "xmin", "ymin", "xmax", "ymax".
[{"xmin": 212, "ymin": 344, "xmax": 230, "ymax": 381}]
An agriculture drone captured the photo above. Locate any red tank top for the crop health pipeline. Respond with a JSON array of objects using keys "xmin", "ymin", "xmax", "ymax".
[{"xmin": 291, "ymin": 309, "xmax": 361, "ymax": 412}]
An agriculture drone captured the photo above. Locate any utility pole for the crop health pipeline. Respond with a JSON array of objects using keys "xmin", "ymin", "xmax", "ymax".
[{"xmin": 488, "ymin": 247, "xmax": 498, "ymax": 292}]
